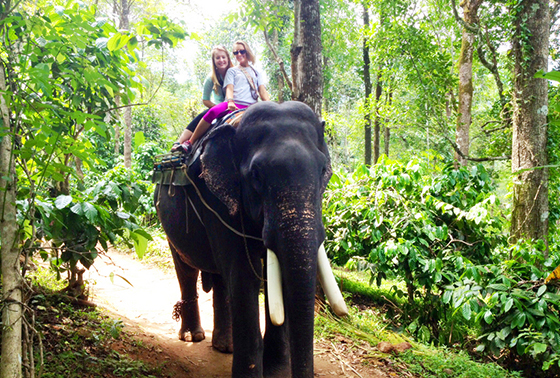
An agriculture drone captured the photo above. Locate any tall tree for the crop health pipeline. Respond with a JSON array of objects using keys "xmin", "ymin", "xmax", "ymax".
[
  {"xmin": 0, "ymin": 45, "xmax": 22, "ymax": 378},
  {"xmin": 373, "ymin": 72, "xmax": 382, "ymax": 163},
  {"xmin": 454, "ymin": 0, "xmax": 483, "ymax": 166},
  {"xmin": 292, "ymin": 0, "xmax": 323, "ymax": 116},
  {"xmin": 119, "ymin": 0, "xmax": 133, "ymax": 169},
  {"xmin": 510, "ymin": 0, "xmax": 550, "ymax": 244},
  {"xmin": 363, "ymin": 2, "xmax": 372, "ymax": 165}
]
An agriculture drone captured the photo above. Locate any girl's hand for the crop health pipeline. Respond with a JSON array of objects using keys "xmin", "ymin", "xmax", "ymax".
[{"xmin": 227, "ymin": 101, "xmax": 237, "ymax": 111}]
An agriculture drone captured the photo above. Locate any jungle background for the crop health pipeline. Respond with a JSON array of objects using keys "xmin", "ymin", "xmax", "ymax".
[{"xmin": 1, "ymin": 0, "xmax": 559, "ymax": 376}]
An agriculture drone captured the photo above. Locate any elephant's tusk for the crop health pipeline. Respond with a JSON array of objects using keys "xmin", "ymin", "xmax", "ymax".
[
  {"xmin": 317, "ymin": 243, "xmax": 349, "ymax": 317},
  {"xmin": 266, "ymin": 249, "xmax": 285, "ymax": 326}
]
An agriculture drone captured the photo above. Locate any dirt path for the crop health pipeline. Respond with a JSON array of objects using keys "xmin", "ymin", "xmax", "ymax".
[{"xmin": 85, "ymin": 249, "xmax": 363, "ymax": 377}]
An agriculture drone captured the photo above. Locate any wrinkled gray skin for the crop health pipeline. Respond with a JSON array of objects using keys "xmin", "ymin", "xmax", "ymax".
[{"xmin": 154, "ymin": 101, "xmax": 332, "ymax": 378}]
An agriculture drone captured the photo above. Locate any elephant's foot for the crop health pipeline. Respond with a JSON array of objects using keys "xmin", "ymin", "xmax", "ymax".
[
  {"xmin": 263, "ymin": 351, "xmax": 290, "ymax": 378},
  {"xmin": 264, "ymin": 364, "xmax": 291, "ymax": 378},
  {"xmin": 179, "ymin": 325, "xmax": 205, "ymax": 342},
  {"xmin": 263, "ymin": 340, "xmax": 290, "ymax": 377},
  {"xmin": 212, "ymin": 327, "xmax": 233, "ymax": 353},
  {"xmin": 174, "ymin": 299, "xmax": 205, "ymax": 342}
]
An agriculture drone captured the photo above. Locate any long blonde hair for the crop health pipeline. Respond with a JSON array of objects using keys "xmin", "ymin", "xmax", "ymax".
[
  {"xmin": 210, "ymin": 45, "xmax": 234, "ymax": 95},
  {"xmin": 233, "ymin": 40, "xmax": 256, "ymax": 65}
]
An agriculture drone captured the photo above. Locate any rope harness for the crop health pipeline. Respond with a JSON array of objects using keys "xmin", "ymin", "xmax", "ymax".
[
  {"xmin": 154, "ymin": 148, "xmax": 265, "ymax": 283},
  {"xmin": 172, "ymin": 296, "xmax": 198, "ymax": 322}
]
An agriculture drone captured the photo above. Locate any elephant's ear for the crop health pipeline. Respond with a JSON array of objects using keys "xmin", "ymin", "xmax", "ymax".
[
  {"xmin": 318, "ymin": 120, "xmax": 333, "ymax": 194},
  {"xmin": 200, "ymin": 124, "xmax": 241, "ymax": 216}
]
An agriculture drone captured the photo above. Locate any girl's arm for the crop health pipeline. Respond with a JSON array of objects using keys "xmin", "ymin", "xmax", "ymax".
[
  {"xmin": 258, "ymin": 85, "xmax": 270, "ymax": 101},
  {"xmin": 202, "ymin": 77, "xmax": 216, "ymax": 108},
  {"xmin": 226, "ymin": 84, "xmax": 237, "ymax": 111}
]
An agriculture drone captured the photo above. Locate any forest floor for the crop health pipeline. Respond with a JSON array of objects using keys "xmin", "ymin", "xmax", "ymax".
[{"xmin": 85, "ymin": 248, "xmax": 399, "ymax": 378}]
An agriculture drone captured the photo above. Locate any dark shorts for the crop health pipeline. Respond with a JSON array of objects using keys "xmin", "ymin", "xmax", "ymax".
[{"xmin": 186, "ymin": 109, "xmax": 209, "ymax": 132}]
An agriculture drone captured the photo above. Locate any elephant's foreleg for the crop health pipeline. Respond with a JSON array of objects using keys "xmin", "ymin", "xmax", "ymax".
[
  {"xmin": 228, "ymin": 253, "xmax": 264, "ymax": 378},
  {"xmin": 210, "ymin": 274, "xmax": 233, "ymax": 353},
  {"xmin": 170, "ymin": 241, "xmax": 205, "ymax": 342},
  {"xmin": 263, "ymin": 269, "xmax": 290, "ymax": 377}
]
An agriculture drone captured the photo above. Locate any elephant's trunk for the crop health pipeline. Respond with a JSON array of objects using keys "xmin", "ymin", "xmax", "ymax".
[
  {"xmin": 264, "ymin": 188, "xmax": 322, "ymax": 378},
  {"xmin": 283, "ymin": 241, "xmax": 318, "ymax": 378}
]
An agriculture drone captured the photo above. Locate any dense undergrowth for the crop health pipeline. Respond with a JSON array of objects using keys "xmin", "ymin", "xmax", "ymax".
[
  {"xmin": 323, "ymin": 159, "xmax": 560, "ymax": 376},
  {"xmin": 15, "ymin": 258, "xmax": 530, "ymax": 378}
]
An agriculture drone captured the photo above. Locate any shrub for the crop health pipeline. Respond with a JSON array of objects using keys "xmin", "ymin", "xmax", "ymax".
[
  {"xmin": 22, "ymin": 164, "xmax": 153, "ymax": 283},
  {"xmin": 445, "ymin": 240, "xmax": 560, "ymax": 374},
  {"xmin": 323, "ymin": 159, "xmax": 507, "ymax": 341}
]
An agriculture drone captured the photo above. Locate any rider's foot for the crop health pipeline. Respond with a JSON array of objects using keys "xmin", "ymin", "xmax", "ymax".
[{"xmin": 171, "ymin": 140, "xmax": 192, "ymax": 154}]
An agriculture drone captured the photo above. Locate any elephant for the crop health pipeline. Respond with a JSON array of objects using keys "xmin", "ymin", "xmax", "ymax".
[{"xmin": 154, "ymin": 101, "xmax": 345, "ymax": 378}]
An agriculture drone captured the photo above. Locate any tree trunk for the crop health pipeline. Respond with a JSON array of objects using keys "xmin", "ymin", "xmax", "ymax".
[
  {"xmin": 384, "ymin": 91, "xmax": 392, "ymax": 157},
  {"xmin": 363, "ymin": 3, "xmax": 372, "ymax": 166},
  {"xmin": 383, "ymin": 126, "xmax": 390, "ymax": 157},
  {"xmin": 124, "ymin": 106, "xmax": 132, "ymax": 168},
  {"xmin": 120, "ymin": 0, "xmax": 132, "ymax": 168},
  {"xmin": 113, "ymin": 96, "xmax": 121, "ymax": 156},
  {"xmin": 373, "ymin": 73, "xmax": 382, "ymax": 164},
  {"xmin": 510, "ymin": 0, "xmax": 550, "ymax": 246},
  {"xmin": 455, "ymin": 0, "xmax": 482, "ymax": 167},
  {"xmin": 0, "ymin": 57, "xmax": 22, "ymax": 378},
  {"xmin": 291, "ymin": 0, "xmax": 302, "ymax": 102},
  {"xmin": 292, "ymin": 0, "xmax": 323, "ymax": 117},
  {"xmin": 272, "ymin": 29, "xmax": 284, "ymax": 103}
]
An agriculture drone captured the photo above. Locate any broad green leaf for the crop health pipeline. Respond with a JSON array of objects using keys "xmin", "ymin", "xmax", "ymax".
[
  {"xmin": 498, "ymin": 327, "xmax": 511, "ymax": 340},
  {"xmin": 132, "ymin": 228, "xmax": 153, "ymax": 240},
  {"xmin": 70, "ymin": 202, "xmax": 84, "ymax": 215},
  {"xmin": 134, "ymin": 131, "xmax": 145, "ymax": 147},
  {"xmin": 512, "ymin": 312, "xmax": 526, "ymax": 328},
  {"xmin": 442, "ymin": 290, "xmax": 452, "ymax": 304},
  {"xmin": 487, "ymin": 283, "xmax": 508, "ymax": 291},
  {"xmin": 83, "ymin": 202, "xmax": 98, "ymax": 223},
  {"xmin": 462, "ymin": 303, "xmax": 472, "ymax": 320},
  {"xmin": 484, "ymin": 310, "xmax": 493, "ymax": 324},
  {"xmin": 535, "ymin": 70, "xmax": 560, "ymax": 82},
  {"xmin": 132, "ymin": 231, "xmax": 148, "ymax": 259},
  {"xmin": 504, "ymin": 298, "xmax": 514, "ymax": 312},
  {"xmin": 116, "ymin": 211, "xmax": 130, "ymax": 219},
  {"xmin": 22, "ymin": 219, "xmax": 33, "ymax": 239},
  {"xmin": 107, "ymin": 33, "xmax": 131, "ymax": 51},
  {"xmin": 55, "ymin": 195, "xmax": 73, "ymax": 209},
  {"xmin": 532, "ymin": 343, "xmax": 548, "ymax": 355}
]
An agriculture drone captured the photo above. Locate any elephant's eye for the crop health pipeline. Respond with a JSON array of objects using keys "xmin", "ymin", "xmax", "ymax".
[{"xmin": 251, "ymin": 166, "xmax": 263, "ymax": 193}]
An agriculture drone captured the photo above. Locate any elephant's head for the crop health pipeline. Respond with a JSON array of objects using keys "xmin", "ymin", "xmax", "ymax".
[
  {"xmin": 200, "ymin": 101, "xmax": 333, "ymax": 376},
  {"xmin": 201, "ymin": 101, "xmax": 331, "ymax": 243}
]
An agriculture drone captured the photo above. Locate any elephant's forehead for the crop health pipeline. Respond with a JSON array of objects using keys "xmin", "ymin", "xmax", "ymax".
[{"xmin": 239, "ymin": 116, "xmax": 318, "ymax": 141}]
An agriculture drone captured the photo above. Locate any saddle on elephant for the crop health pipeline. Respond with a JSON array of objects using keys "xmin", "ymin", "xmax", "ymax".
[{"xmin": 152, "ymin": 108, "xmax": 247, "ymax": 187}]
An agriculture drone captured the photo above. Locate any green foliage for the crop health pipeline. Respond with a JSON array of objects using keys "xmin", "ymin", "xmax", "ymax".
[
  {"xmin": 30, "ymin": 289, "xmax": 161, "ymax": 378},
  {"xmin": 317, "ymin": 270, "xmax": 521, "ymax": 378},
  {"xmin": 540, "ymin": 71, "xmax": 560, "ymax": 236},
  {"xmin": 1, "ymin": 2, "xmax": 186, "ymax": 285},
  {"xmin": 22, "ymin": 164, "xmax": 153, "ymax": 274},
  {"xmin": 9, "ymin": 3, "xmax": 142, "ymax": 190},
  {"xmin": 324, "ymin": 159, "xmax": 505, "ymax": 267},
  {"xmin": 132, "ymin": 105, "xmax": 165, "ymax": 142},
  {"xmin": 324, "ymin": 160, "xmax": 506, "ymax": 341},
  {"xmin": 132, "ymin": 140, "xmax": 165, "ymax": 180},
  {"xmin": 85, "ymin": 164, "xmax": 157, "ymax": 226},
  {"xmin": 445, "ymin": 240, "xmax": 560, "ymax": 373},
  {"xmin": 397, "ymin": 348, "xmax": 522, "ymax": 378}
]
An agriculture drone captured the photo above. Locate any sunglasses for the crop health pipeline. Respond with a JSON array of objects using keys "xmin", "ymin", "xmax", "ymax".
[{"xmin": 233, "ymin": 49, "xmax": 247, "ymax": 55}]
